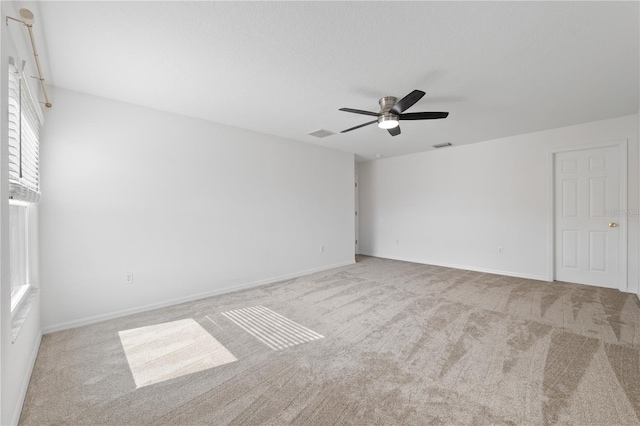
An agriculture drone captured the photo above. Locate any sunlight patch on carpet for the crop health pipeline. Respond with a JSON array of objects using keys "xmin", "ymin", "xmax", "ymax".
[
  {"xmin": 221, "ymin": 305, "xmax": 324, "ymax": 350},
  {"xmin": 118, "ymin": 318, "xmax": 237, "ymax": 388}
]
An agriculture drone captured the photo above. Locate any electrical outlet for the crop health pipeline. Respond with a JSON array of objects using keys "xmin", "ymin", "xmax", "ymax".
[
  {"xmin": 320, "ymin": 245, "xmax": 324, "ymax": 253},
  {"xmin": 125, "ymin": 273, "xmax": 133, "ymax": 283},
  {"xmin": 498, "ymin": 247, "xmax": 503, "ymax": 254}
]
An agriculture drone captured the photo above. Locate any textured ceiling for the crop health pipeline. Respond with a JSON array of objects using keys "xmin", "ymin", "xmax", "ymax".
[{"xmin": 27, "ymin": 1, "xmax": 640, "ymax": 161}]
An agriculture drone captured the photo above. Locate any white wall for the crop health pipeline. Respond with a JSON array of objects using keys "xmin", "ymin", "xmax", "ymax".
[
  {"xmin": 358, "ymin": 114, "xmax": 639, "ymax": 293},
  {"xmin": 40, "ymin": 87, "xmax": 354, "ymax": 332}
]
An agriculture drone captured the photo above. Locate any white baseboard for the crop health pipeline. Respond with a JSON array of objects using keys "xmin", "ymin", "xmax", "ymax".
[
  {"xmin": 42, "ymin": 260, "xmax": 356, "ymax": 334},
  {"xmin": 11, "ymin": 331, "xmax": 42, "ymax": 426},
  {"xmin": 358, "ymin": 252, "xmax": 549, "ymax": 282}
]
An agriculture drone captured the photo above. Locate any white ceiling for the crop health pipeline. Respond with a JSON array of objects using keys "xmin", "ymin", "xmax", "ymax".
[{"xmin": 26, "ymin": 1, "xmax": 640, "ymax": 161}]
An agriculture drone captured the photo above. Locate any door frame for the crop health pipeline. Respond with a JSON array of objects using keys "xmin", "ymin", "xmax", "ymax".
[
  {"xmin": 547, "ymin": 139, "xmax": 628, "ymax": 291},
  {"xmin": 354, "ymin": 170, "xmax": 359, "ymax": 255}
]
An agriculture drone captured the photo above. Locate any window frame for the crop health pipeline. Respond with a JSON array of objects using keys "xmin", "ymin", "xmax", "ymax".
[
  {"xmin": 9, "ymin": 200, "xmax": 31, "ymax": 313},
  {"xmin": 6, "ymin": 57, "xmax": 42, "ymax": 316}
]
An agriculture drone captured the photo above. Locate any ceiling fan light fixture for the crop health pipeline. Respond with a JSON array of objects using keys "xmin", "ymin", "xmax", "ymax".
[
  {"xmin": 377, "ymin": 114, "xmax": 399, "ymax": 129},
  {"xmin": 339, "ymin": 90, "xmax": 448, "ymax": 136}
]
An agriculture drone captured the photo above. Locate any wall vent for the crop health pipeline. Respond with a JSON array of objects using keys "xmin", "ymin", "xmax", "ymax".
[
  {"xmin": 308, "ymin": 129, "xmax": 335, "ymax": 138},
  {"xmin": 432, "ymin": 142, "xmax": 452, "ymax": 148}
]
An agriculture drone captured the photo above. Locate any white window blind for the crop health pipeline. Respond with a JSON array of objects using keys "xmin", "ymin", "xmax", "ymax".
[{"xmin": 8, "ymin": 60, "xmax": 41, "ymax": 203}]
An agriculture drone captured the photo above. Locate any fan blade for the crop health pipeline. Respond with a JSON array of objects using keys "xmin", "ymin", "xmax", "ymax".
[
  {"xmin": 341, "ymin": 120, "xmax": 377, "ymax": 133},
  {"xmin": 390, "ymin": 90, "xmax": 425, "ymax": 114},
  {"xmin": 399, "ymin": 112, "xmax": 449, "ymax": 120},
  {"xmin": 388, "ymin": 126, "xmax": 401, "ymax": 136},
  {"xmin": 339, "ymin": 108, "xmax": 379, "ymax": 117}
]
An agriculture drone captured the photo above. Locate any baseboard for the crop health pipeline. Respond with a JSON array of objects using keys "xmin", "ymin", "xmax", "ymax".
[
  {"xmin": 42, "ymin": 259, "xmax": 356, "ymax": 334},
  {"xmin": 358, "ymin": 252, "xmax": 549, "ymax": 282},
  {"xmin": 11, "ymin": 331, "xmax": 42, "ymax": 426}
]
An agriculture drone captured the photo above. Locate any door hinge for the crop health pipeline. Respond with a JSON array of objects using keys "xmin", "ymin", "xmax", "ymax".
[
  {"xmin": 355, "ymin": 211, "xmax": 358, "ymax": 215},
  {"xmin": 355, "ymin": 240, "xmax": 358, "ymax": 244}
]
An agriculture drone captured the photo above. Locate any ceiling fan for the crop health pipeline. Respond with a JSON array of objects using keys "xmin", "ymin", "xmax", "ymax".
[{"xmin": 339, "ymin": 90, "xmax": 448, "ymax": 136}]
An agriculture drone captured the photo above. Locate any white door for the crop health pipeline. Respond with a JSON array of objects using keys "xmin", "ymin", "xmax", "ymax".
[{"xmin": 554, "ymin": 146, "xmax": 621, "ymax": 289}]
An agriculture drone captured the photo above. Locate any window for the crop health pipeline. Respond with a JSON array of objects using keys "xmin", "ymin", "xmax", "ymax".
[
  {"xmin": 9, "ymin": 202, "xmax": 30, "ymax": 311},
  {"xmin": 7, "ymin": 58, "xmax": 41, "ymax": 312},
  {"xmin": 8, "ymin": 58, "xmax": 41, "ymax": 203}
]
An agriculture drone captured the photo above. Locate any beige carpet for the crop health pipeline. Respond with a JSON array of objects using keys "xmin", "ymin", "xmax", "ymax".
[{"xmin": 20, "ymin": 256, "xmax": 640, "ymax": 425}]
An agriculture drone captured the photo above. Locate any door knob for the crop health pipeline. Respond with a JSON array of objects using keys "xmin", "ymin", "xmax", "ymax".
[{"xmin": 609, "ymin": 222, "xmax": 618, "ymax": 228}]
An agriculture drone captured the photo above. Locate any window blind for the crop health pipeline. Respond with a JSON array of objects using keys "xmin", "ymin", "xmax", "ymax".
[{"xmin": 8, "ymin": 61, "xmax": 41, "ymax": 203}]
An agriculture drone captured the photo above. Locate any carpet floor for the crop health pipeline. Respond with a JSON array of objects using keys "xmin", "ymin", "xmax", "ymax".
[{"xmin": 20, "ymin": 256, "xmax": 640, "ymax": 425}]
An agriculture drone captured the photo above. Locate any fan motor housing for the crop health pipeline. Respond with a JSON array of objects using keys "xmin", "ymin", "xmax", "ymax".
[
  {"xmin": 378, "ymin": 96, "xmax": 397, "ymax": 113},
  {"xmin": 377, "ymin": 97, "xmax": 399, "ymax": 128}
]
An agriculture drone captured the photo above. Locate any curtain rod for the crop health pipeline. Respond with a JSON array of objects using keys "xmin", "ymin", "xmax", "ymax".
[{"xmin": 6, "ymin": 8, "xmax": 52, "ymax": 108}]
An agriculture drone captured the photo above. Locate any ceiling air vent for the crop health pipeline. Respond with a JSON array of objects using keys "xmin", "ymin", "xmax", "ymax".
[
  {"xmin": 308, "ymin": 129, "xmax": 335, "ymax": 138},
  {"xmin": 432, "ymin": 142, "xmax": 452, "ymax": 148}
]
